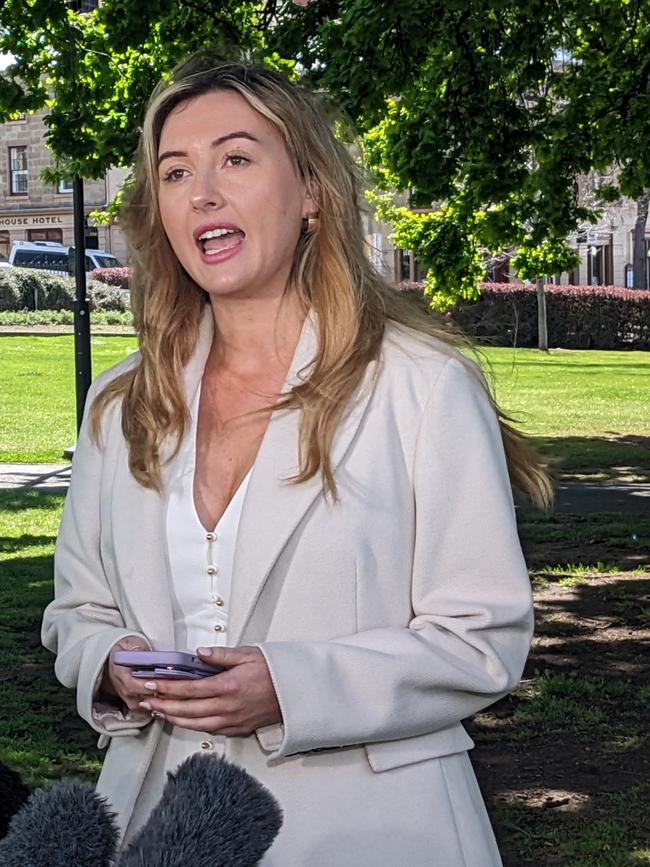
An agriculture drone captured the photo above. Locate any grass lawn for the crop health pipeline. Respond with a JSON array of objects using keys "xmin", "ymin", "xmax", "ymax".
[
  {"xmin": 1, "ymin": 336, "xmax": 648, "ymax": 862},
  {"xmin": 479, "ymin": 348, "xmax": 650, "ymax": 477},
  {"xmin": 1, "ymin": 337, "xmax": 649, "ymax": 470},
  {"xmin": 0, "ymin": 489, "xmax": 101, "ymax": 787},
  {"xmin": 1, "ymin": 490, "xmax": 648, "ymax": 865},
  {"xmin": 0, "ymin": 335, "xmax": 137, "ymax": 462}
]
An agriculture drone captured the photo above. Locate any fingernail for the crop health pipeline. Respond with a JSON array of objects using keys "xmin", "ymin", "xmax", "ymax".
[
  {"xmin": 196, "ymin": 647, "xmax": 212, "ymax": 656},
  {"xmin": 139, "ymin": 701, "xmax": 152, "ymax": 711},
  {"xmin": 143, "ymin": 681, "xmax": 157, "ymax": 691}
]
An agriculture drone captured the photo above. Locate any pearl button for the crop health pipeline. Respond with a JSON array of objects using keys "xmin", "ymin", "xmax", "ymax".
[
  {"xmin": 201, "ymin": 740, "xmax": 213, "ymax": 750},
  {"xmin": 207, "ymin": 565, "xmax": 218, "ymax": 575},
  {"xmin": 206, "ymin": 532, "xmax": 216, "ymax": 542},
  {"xmin": 213, "ymin": 624, "xmax": 224, "ymax": 632},
  {"xmin": 214, "ymin": 596, "xmax": 224, "ymax": 606}
]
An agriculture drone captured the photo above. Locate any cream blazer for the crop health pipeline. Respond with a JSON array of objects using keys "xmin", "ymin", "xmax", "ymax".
[{"xmin": 42, "ymin": 310, "xmax": 533, "ymax": 866}]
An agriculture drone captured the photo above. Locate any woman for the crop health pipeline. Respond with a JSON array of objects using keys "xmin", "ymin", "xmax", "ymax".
[{"xmin": 42, "ymin": 52, "xmax": 550, "ymax": 865}]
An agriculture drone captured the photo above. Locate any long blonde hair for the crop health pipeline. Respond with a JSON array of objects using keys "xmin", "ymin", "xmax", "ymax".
[{"xmin": 91, "ymin": 51, "xmax": 551, "ymax": 508}]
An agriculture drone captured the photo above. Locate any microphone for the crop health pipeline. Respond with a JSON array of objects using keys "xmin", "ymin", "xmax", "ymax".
[
  {"xmin": 0, "ymin": 779, "xmax": 119, "ymax": 867},
  {"xmin": 118, "ymin": 754, "xmax": 283, "ymax": 867},
  {"xmin": 0, "ymin": 762, "xmax": 31, "ymax": 839}
]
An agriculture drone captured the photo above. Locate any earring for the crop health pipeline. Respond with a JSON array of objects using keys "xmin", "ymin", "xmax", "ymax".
[{"xmin": 303, "ymin": 213, "xmax": 319, "ymax": 233}]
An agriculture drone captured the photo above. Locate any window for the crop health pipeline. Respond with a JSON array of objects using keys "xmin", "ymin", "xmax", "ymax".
[
  {"xmin": 58, "ymin": 178, "xmax": 74, "ymax": 193},
  {"xmin": 27, "ymin": 229, "xmax": 63, "ymax": 243},
  {"xmin": 0, "ymin": 231, "xmax": 9, "ymax": 259},
  {"xmin": 8, "ymin": 146, "xmax": 28, "ymax": 195}
]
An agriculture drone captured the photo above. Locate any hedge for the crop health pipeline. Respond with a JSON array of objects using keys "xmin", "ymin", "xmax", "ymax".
[
  {"xmin": 397, "ymin": 282, "xmax": 650, "ymax": 349},
  {"xmin": 0, "ymin": 268, "xmax": 130, "ymax": 313},
  {"xmin": 89, "ymin": 266, "xmax": 131, "ymax": 290}
]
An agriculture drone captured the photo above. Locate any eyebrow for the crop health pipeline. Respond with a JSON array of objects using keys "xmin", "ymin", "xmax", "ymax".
[{"xmin": 157, "ymin": 131, "xmax": 261, "ymax": 167}]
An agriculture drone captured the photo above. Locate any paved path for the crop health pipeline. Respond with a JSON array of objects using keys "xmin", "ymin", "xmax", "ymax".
[{"xmin": 1, "ymin": 462, "xmax": 649, "ymax": 514}]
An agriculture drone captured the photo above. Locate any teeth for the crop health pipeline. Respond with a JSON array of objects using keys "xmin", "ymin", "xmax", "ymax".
[{"xmin": 198, "ymin": 228, "xmax": 237, "ymax": 241}]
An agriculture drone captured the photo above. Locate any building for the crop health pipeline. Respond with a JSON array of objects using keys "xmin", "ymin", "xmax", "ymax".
[{"xmin": 0, "ymin": 106, "xmax": 127, "ymax": 262}]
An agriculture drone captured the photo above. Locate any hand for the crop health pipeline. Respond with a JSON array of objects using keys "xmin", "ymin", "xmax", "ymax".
[
  {"xmin": 99, "ymin": 636, "xmax": 152, "ymax": 721},
  {"xmin": 137, "ymin": 646, "xmax": 282, "ymax": 736}
]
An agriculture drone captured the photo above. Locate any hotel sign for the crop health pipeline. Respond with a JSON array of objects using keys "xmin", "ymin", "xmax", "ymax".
[{"xmin": 0, "ymin": 215, "xmax": 65, "ymax": 227}]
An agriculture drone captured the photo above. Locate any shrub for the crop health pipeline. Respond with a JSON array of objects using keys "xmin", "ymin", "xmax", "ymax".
[
  {"xmin": 396, "ymin": 282, "xmax": 650, "ymax": 349},
  {"xmin": 0, "ymin": 270, "xmax": 21, "ymax": 311},
  {"xmin": 0, "ymin": 269, "xmax": 131, "ymax": 313},
  {"xmin": 10, "ymin": 270, "xmax": 75, "ymax": 311},
  {"xmin": 89, "ymin": 266, "xmax": 131, "ymax": 290},
  {"xmin": 88, "ymin": 280, "xmax": 130, "ymax": 312}
]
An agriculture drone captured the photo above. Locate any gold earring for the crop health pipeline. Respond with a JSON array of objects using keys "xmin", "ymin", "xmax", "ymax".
[{"xmin": 306, "ymin": 213, "xmax": 319, "ymax": 232}]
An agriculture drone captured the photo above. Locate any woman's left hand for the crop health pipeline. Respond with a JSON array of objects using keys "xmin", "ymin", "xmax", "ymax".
[{"xmin": 137, "ymin": 646, "xmax": 282, "ymax": 736}]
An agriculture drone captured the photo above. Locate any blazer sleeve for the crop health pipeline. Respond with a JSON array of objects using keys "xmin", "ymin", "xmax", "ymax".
[
  {"xmin": 256, "ymin": 357, "xmax": 534, "ymax": 757},
  {"xmin": 41, "ymin": 376, "xmax": 152, "ymax": 739}
]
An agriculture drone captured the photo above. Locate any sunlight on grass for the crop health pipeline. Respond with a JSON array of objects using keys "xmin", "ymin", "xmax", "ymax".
[{"xmin": 0, "ymin": 334, "xmax": 137, "ymax": 462}]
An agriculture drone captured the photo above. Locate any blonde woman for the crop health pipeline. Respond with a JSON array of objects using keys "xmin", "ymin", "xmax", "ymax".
[{"xmin": 43, "ymin": 52, "xmax": 549, "ymax": 865}]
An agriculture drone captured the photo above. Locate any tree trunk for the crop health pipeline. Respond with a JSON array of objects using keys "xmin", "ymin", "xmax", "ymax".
[
  {"xmin": 536, "ymin": 277, "xmax": 548, "ymax": 351},
  {"xmin": 633, "ymin": 191, "xmax": 650, "ymax": 290}
]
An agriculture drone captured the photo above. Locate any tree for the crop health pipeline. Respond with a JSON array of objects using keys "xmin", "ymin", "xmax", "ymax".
[
  {"xmin": 0, "ymin": 0, "xmax": 266, "ymax": 179},
  {"xmin": 271, "ymin": 0, "xmax": 650, "ymax": 300},
  {"xmin": 2, "ymin": 0, "xmax": 650, "ymax": 301}
]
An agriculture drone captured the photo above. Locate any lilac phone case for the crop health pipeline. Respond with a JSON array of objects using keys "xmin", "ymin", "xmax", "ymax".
[{"xmin": 112, "ymin": 650, "xmax": 223, "ymax": 678}]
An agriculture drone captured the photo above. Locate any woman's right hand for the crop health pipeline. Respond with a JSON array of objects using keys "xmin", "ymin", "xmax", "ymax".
[{"xmin": 98, "ymin": 636, "xmax": 152, "ymax": 721}]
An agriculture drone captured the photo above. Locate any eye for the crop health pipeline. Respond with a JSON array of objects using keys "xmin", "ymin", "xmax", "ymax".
[
  {"xmin": 224, "ymin": 152, "xmax": 250, "ymax": 168},
  {"xmin": 161, "ymin": 167, "xmax": 189, "ymax": 182}
]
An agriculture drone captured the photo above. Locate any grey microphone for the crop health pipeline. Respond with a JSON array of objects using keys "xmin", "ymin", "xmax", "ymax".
[
  {"xmin": 0, "ymin": 779, "xmax": 119, "ymax": 867},
  {"xmin": 118, "ymin": 754, "xmax": 283, "ymax": 867}
]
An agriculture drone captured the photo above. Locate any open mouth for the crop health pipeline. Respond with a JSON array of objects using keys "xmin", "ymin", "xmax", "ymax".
[{"xmin": 196, "ymin": 226, "xmax": 245, "ymax": 257}]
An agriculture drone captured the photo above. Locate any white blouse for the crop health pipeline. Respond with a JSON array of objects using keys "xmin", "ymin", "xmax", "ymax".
[{"xmin": 159, "ymin": 388, "xmax": 252, "ymax": 766}]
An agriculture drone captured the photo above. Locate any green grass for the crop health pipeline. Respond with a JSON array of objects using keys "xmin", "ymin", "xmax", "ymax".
[
  {"xmin": 477, "ymin": 347, "xmax": 650, "ymax": 473},
  {"xmin": 0, "ymin": 489, "xmax": 102, "ymax": 786},
  {"xmin": 1, "ymin": 339, "xmax": 648, "ymax": 465},
  {"xmin": 0, "ymin": 334, "xmax": 137, "ymax": 462}
]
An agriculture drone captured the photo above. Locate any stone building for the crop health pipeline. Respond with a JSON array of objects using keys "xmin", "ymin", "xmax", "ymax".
[{"xmin": 0, "ymin": 107, "xmax": 127, "ymax": 262}]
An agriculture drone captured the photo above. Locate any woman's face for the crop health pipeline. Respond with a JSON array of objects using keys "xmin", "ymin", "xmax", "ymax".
[{"xmin": 157, "ymin": 89, "xmax": 313, "ymax": 302}]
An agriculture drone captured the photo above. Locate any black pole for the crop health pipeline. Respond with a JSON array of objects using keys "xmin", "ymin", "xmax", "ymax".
[{"xmin": 72, "ymin": 175, "xmax": 92, "ymax": 432}]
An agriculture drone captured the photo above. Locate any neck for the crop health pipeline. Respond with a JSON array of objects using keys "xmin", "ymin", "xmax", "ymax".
[{"xmin": 207, "ymin": 290, "xmax": 306, "ymax": 374}]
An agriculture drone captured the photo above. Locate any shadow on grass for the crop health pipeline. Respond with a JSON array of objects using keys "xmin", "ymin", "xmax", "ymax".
[
  {"xmin": 534, "ymin": 434, "xmax": 650, "ymax": 481},
  {"xmin": 0, "ymin": 489, "xmax": 65, "ymax": 513},
  {"xmin": 488, "ymin": 785, "xmax": 650, "ymax": 867}
]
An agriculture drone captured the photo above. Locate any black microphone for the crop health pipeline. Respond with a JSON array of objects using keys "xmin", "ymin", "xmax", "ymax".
[
  {"xmin": 0, "ymin": 779, "xmax": 119, "ymax": 867},
  {"xmin": 0, "ymin": 762, "xmax": 31, "ymax": 839},
  {"xmin": 118, "ymin": 754, "xmax": 283, "ymax": 867}
]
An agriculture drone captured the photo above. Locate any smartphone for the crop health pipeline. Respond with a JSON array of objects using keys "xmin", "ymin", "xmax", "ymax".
[{"xmin": 112, "ymin": 650, "xmax": 224, "ymax": 679}]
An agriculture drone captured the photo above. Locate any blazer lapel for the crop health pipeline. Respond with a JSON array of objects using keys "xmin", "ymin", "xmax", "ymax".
[{"xmin": 229, "ymin": 315, "xmax": 378, "ymax": 645}]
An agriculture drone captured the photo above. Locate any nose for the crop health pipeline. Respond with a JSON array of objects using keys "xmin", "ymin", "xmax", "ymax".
[{"xmin": 189, "ymin": 171, "xmax": 224, "ymax": 211}]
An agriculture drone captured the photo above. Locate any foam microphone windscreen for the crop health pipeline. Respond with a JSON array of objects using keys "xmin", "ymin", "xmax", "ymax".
[
  {"xmin": 0, "ymin": 780, "xmax": 119, "ymax": 867},
  {"xmin": 118, "ymin": 754, "xmax": 283, "ymax": 867}
]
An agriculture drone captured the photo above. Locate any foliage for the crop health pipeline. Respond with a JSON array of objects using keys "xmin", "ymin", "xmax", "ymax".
[
  {"xmin": 3, "ymin": 1, "xmax": 650, "ymax": 298},
  {"xmin": 438, "ymin": 282, "xmax": 650, "ymax": 349},
  {"xmin": 372, "ymin": 194, "xmax": 485, "ymax": 307},
  {"xmin": 0, "ymin": 269, "xmax": 129, "ymax": 312},
  {"xmin": 0, "ymin": 1, "xmax": 266, "ymax": 179},
  {"xmin": 89, "ymin": 267, "xmax": 131, "ymax": 290},
  {"xmin": 511, "ymin": 238, "xmax": 580, "ymax": 282},
  {"xmin": 0, "ymin": 309, "xmax": 133, "ymax": 327}
]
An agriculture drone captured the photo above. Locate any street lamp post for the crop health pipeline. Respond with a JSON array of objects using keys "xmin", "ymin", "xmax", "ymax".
[{"xmin": 72, "ymin": 175, "xmax": 92, "ymax": 433}]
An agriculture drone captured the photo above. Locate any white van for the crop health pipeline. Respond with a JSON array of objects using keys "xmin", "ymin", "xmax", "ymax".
[{"xmin": 7, "ymin": 241, "xmax": 121, "ymax": 274}]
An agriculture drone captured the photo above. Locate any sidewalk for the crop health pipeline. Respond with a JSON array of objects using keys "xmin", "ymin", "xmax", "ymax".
[{"xmin": 1, "ymin": 462, "xmax": 649, "ymax": 514}]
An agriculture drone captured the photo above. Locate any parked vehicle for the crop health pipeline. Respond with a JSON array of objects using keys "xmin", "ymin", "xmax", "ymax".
[{"xmin": 7, "ymin": 241, "xmax": 121, "ymax": 275}]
